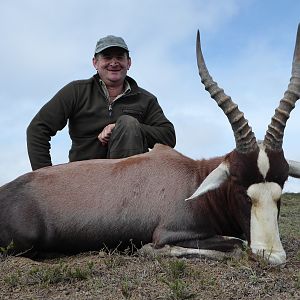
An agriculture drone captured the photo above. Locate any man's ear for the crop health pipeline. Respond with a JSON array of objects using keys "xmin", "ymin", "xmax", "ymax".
[
  {"xmin": 92, "ymin": 57, "xmax": 98, "ymax": 69},
  {"xmin": 127, "ymin": 57, "xmax": 131, "ymax": 70}
]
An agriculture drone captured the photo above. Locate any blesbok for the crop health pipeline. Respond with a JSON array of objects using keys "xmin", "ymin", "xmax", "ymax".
[{"xmin": 0, "ymin": 25, "xmax": 300, "ymax": 265}]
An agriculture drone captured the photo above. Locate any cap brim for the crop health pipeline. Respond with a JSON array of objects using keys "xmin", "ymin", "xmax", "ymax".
[{"xmin": 95, "ymin": 45, "xmax": 129, "ymax": 54}]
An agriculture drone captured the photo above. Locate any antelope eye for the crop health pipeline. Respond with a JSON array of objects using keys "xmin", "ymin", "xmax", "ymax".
[{"xmin": 247, "ymin": 196, "xmax": 252, "ymax": 203}]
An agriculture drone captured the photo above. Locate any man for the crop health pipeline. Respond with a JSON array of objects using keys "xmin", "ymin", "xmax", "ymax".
[{"xmin": 27, "ymin": 35, "xmax": 176, "ymax": 170}]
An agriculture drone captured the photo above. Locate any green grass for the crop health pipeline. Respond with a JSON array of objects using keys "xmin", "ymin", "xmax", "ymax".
[
  {"xmin": 280, "ymin": 193, "xmax": 300, "ymax": 239},
  {"xmin": 4, "ymin": 261, "xmax": 95, "ymax": 287}
]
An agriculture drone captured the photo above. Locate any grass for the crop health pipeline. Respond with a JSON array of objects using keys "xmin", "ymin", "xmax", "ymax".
[
  {"xmin": 279, "ymin": 193, "xmax": 300, "ymax": 239},
  {"xmin": 121, "ymin": 276, "xmax": 135, "ymax": 299},
  {"xmin": 0, "ymin": 241, "xmax": 15, "ymax": 258},
  {"xmin": 163, "ymin": 278, "xmax": 195, "ymax": 300},
  {"xmin": 4, "ymin": 261, "xmax": 95, "ymax": 287},
  {"xmin": 165, "ymin": 259, "xmax": 188, "ymax": 279},
  {"xmin": 159, "ymin": 259, "xmax": 195, "ymax": 299}
]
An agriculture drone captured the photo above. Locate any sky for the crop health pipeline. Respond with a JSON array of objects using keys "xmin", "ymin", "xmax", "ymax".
[{"xmin": 0, "ymin": 0, "xmax": 299, "ymax": 192}]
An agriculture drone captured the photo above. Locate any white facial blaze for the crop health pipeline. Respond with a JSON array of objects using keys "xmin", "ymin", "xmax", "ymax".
[
  {"xmin": 247, "ymin": 182, "xmax": 286, "ymax": 265},
  {"xmin": 246, "ymin": 145, "xmax": 286, "ymax": 265},
  {"xmin": 257, "ymin": 145, "xmax": 270, "ymax": 179}
]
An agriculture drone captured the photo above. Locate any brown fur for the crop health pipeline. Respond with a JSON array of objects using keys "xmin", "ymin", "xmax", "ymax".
[{"xmin": 0, "ymin": 144, "xmax": 266, "ymax": 256}]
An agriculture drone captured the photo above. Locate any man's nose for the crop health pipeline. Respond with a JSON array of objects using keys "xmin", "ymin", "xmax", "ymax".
[{"xmin": 109, "ymin": 57, "xmax": 119, "ymax": 65}]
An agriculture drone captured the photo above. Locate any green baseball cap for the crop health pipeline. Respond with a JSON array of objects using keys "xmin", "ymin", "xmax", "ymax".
[{"xmin": 95, "ymin": 35, "xmax": 129, "ymax": 54}]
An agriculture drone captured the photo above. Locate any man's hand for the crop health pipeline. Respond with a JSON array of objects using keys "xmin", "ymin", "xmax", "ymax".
[{"xmin": 98, "ymin": 124, "xmax": 116, "ymax": 146}]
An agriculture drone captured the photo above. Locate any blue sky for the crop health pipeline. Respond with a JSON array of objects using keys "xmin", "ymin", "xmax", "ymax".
[{"xmin": 0, "ymin": 0, "xmax": 299, "ymax": 191}]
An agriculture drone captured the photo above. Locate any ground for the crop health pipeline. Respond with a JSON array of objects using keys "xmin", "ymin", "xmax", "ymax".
[{"xmin": 0, "ymin": 193, "xmax": 299, "ymax": 300}]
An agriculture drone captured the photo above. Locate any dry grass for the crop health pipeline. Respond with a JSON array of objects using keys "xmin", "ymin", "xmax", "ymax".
[{"xmin": 0, "ymin": 193, "xmax": 299, "ymax": 299}]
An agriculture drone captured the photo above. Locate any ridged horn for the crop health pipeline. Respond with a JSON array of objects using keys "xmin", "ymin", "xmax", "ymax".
[
  {"xmin": 264, "ymin": 24, "xmax": 300, "ymax": 151},
  {"xmin": 196, "ymin": 31, "xmax": 257, "ymax": 153}
]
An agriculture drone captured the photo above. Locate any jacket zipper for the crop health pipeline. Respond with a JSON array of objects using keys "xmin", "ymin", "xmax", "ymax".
[
  {"xmin": 108, "ymin": 103, "xmax": 113, "ymax": 117},
  {"xmin": 107, "ymin": 92, "xmax": 136, "ymax": 118}
]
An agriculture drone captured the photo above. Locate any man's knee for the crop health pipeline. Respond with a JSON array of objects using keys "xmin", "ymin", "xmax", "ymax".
[
  {"xmin": 115, "ymin": 115, "xmax": 140, "ymax": 130},
  {"xmin": 107, "ymin": 115, "xmax": 147, "ymax": 159},
  {"xmin": 111, "ymin": 115, "xmax": 144, "ymax": 141}
]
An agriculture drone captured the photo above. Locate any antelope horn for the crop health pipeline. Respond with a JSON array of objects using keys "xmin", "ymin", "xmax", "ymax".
[
  {"xmin": 264, "ymin": 24, "xmax": 300, "ymax": 150},
  {"xmin": 196, "ymin": 31, "xmax": 257, "ymax": 153}
]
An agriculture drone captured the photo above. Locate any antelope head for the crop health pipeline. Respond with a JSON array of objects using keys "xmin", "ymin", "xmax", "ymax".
[{"xmin": 187, "ymin": 24, "xmax": 300, "ymax": 264}]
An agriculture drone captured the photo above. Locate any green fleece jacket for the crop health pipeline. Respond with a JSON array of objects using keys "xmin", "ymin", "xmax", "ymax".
[{"xmin": 27, "ymin": 74, "xmax": 176, "ymax": 170}]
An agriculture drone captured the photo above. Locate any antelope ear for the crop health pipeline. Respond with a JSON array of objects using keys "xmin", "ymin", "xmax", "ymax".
[
  {"xmin": 185, "ymin": 162, "xmax": 230, "ymax": 201},
  {"xmin": 287, "ymin": 160, "xmax": 300, "ymax": 178}
]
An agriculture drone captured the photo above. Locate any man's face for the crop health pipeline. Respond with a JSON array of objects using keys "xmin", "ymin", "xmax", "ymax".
[{"xmin": 93, "ymin": 47, "xmax": 131, "ymax": 86}]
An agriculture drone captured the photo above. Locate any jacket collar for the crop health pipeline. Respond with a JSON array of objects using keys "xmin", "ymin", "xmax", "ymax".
[{"xmin": 93, "ymin": 73, "xmax": 140, "ymax": 95}]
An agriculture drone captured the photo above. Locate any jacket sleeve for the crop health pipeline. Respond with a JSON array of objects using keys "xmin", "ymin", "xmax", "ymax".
[
  {"xmin": 140, "ymin": 97, "xmax": 176, "ymax": 149},
  {"xmin": 26, "ymin": 82, "xmax": 75, "ymax": 170}
]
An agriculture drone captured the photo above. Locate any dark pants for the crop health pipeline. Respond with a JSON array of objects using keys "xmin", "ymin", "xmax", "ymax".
[{"xmin": 107, "ymin": 115, "xmax": 148, "ymax": 159}]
